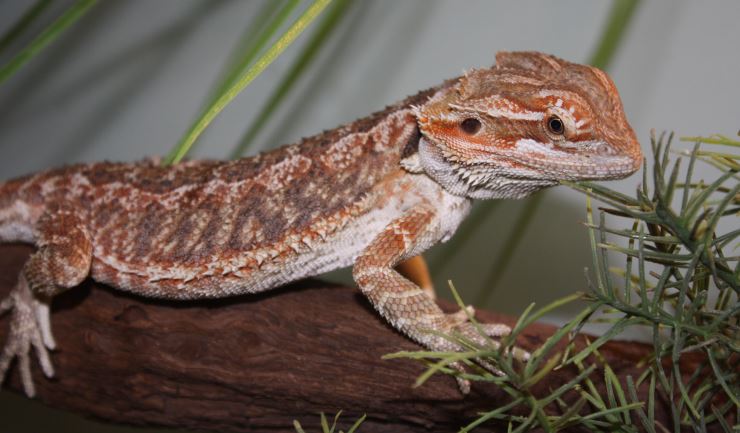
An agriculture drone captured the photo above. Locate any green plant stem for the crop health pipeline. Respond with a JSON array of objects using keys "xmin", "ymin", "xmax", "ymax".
[
  {"xmin": 0, "ymin": 0, "xmax": 97, "ymax": 85},
  {"xmin": 474, "ymin": 196, "xmax": 543, "ymax": 306},
  {"xmin": 164, "ymin": 0, "xmax": 334, "ymax": 165},
  {"xmin": 230, "ymin": 0, "xmax": 353, "ymax": 159},
  {"xmin": 429, "ymin": 201, "xmax": 500, "ymax": 273},
  {"xmin": 206, "ymin": 0, "xmax": 299, "ymax": 110},
  {"xmin": 0, "ymin": 0, "xmax": 53, "ymax": 55},
  {"xmin": 681, "ymin": 135, "xmax": 740, "ymax": 148},
  {"xmin": 588, "ymin": 0, "xmax": 641, "ymax": 70},
  {"xmin": 657, "ymin": 202, "xmax": 740, "ymax": 293},
  {"xmin": 180, "ymin": 0, "xmax": 299, "ymax": 157}
]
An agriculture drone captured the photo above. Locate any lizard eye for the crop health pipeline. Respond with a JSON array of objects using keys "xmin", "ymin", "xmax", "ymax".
[
  {"xmin": 460, "ymin": 118, "xmax": 481, "ymax": 135},
  {"xmin": 547, "ymin": 115, "xmax": 565, "ymax": 135}
]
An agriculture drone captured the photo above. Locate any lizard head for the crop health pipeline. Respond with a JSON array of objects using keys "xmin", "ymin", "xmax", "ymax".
[{"xmin": 415, "ymin": 51, "xmax": 642, "ymax": 199}]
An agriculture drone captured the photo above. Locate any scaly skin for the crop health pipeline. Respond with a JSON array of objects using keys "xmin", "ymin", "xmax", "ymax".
[{"xmin": 0, "ymin": 52, "xmax": 641, "ymax": 397}]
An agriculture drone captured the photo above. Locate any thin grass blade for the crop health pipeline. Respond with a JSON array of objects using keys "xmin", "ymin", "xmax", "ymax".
[
  {"xmin": 164, "ymin": 0, "xmax": 334, "ymax": 164},
  {"xmin": 0, "ymin": 0, "xmax": 97, "ymax": 85},
  {"xmin": 0, "ymin": 0, "xmax": 53, "ymax": 55},
  {"xmin": 231, "ymin": 0, "xmax": 353, "ymax": 158}
]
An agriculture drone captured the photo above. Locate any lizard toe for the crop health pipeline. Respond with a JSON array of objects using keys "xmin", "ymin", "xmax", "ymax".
[
  {"xmin": 0, "ymin": 277, "xmax": 55, "ymax": 397},
  {"xmin": 35, "ymin": 301, "xmax": 56, "ymax": 350},
  {"xmin": 447, "ymin": 305, "xmax": 475, "ymax": 327},
  {"xmin": 420, "ymin": 319, "xmax": 529, "ymax": 392},
  {"xmin": 0, "ymin": 293, "xmax": 14, "ymax": 316},
  {"xmin": 479, "ymin": 323, "xmax": 511, "ymax": 338},
  {"xmin": 450, "ymin": 361, "xmax": 471, "ymax": 394},
  {"xmin": 452, "ymin": 322, "xmax": 529, "ymax": 361}
]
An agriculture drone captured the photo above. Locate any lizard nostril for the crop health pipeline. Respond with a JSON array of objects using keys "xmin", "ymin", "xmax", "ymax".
[{"xmin": 596, "ymin": 145, "xmax": 613, "ymax": 156}]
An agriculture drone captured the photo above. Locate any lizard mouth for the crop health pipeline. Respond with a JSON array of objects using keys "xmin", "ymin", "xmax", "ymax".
[
  {"xmin": 420, "ymin": 124, "xmax": 641, "ymax": 182},
  {"xmin": 503, "ymin": 153, "xmax": 642, "ymax": 181},
  {"xmin": 455, "ymin": 135, "xmax": 642, "ymax": 182}
]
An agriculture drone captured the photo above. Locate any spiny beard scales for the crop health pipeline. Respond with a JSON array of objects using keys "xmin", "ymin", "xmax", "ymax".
[{"xmin": 418, "ymin": 137, "xmax": 556, "ymax": 200}]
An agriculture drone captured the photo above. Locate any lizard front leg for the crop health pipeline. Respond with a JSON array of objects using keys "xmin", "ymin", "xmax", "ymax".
[
  {"xmin": 353, "ymin": 205, "xmax": 518, "ymax": 392},
  {"xmin": 0, "ymin": 207, "xmax": 92, "ymax": 396}
]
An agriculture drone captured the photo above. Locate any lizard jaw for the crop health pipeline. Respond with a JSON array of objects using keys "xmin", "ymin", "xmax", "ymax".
[
  {"xmin": 493, "ymin": 139, "xmax": 642, "ymax": 182},
  {"xmin": 417, "ymin": 137, "xmax": 559, "ymax": 200}
]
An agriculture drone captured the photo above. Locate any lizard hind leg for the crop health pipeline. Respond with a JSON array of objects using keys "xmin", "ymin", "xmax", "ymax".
[{"xmin": 0, "ymin": 208, "xmax": 92, "ymax": 397}]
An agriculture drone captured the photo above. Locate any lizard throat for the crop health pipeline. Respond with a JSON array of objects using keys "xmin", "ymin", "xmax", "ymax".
[{"xmin": 417, "ymin": 137, "xmax": 556, "ymax": 200}]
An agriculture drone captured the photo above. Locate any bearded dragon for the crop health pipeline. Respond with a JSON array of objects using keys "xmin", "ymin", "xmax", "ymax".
[{"xmin": 0, "ymin": 51, "xmax": 641, "ymax": 397}]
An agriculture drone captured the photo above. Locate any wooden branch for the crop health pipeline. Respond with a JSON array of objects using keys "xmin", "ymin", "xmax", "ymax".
[{"xmin": 0, "ymin": 244, "xmax": 711, "ymax": 432}]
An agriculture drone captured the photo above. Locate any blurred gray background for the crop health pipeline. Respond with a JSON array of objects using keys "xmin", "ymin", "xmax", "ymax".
[{"xmin": 0, "ymin": 0, "xmax": 738, "ymax": 431}]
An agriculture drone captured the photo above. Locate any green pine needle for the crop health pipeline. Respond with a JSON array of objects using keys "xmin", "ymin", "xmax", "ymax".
[
  {"xmin": 390, "ymin": 133, "xmax": 738, "ymax": 431},
  {"xmin": 293, "ymin": 412, "xmax": 366, "ymax": 433}
]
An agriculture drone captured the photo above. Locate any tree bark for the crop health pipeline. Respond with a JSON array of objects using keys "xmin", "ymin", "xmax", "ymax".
[{"xmin": 0, "ymin": 244, "xmax": 716, "ymax": 432}]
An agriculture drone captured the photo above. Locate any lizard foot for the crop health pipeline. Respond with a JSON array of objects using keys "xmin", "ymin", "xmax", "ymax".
[
  {"xmin": 429, "ymin": 308, "xmax": 531, "ymax": 394},
  {"xmin": 0, "ymin": 275, "xmax": 55, "ymax": 397}
]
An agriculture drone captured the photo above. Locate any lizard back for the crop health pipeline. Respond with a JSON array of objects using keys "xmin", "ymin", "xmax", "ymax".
[{"xmin": 0, "ymin": 85, "xmax": 448, "ymax": 299}]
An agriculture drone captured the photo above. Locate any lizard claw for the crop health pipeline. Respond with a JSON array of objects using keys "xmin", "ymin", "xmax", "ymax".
[
  {"xmin": 0, "ymin": 275, "xmax": 55, "ymax": 397},
  {"xmin": 424, "ymin": 309, "xmax": 530, "ymax": 394},
  {"xmin": 450, "ymin": 321, "xmax": 530, "ymax": 362},
  {"xmin": 447, "ymin": 308, "xmax": 530, "ymax": 360},
  {"xmin": 447, "ymin": 306, "xmax": 514, "ymax": 339},
  {"xmin": 448, "ymin": 361, "xmax": 471, "ymax": 394},
  {"xmin": 447, "ymin": 305, "xmax": 476, "ymax": 326}
]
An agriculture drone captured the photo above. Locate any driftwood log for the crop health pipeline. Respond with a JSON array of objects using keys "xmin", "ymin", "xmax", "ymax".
[{"xmin": 0, "ymin": 244, "xmax": 716, "ymax": 432}]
